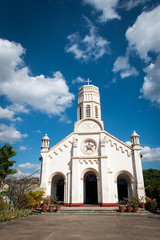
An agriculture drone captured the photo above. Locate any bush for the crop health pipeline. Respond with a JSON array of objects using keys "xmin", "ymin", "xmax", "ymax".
[
  {"xmin": 145, "ymin": 197, "xmax": 157, "ymax": 210},
  {"xmin": 143, "ymin": 169, "xmax": 160, "ymax": 207},
  {"xmin": 5, "ymin": 178, "xmax": 42, "ymax": 209},
  {"xmin": 0, "ymin": 208, "xmax": 32, "ymax": 222},
  {"xmin": 27, "ymin": 189, "xmax": 45, "ymax": 207},
  {"xmin": 0, "ymin": 193, "xmax": 8, "ymax": 211}
]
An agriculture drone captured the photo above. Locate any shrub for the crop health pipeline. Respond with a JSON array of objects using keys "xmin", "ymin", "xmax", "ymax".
[
  {"xmin": 145, "ymin": 197, "xmax": 157, "ymax": 209},
  {"xmin": 27, "ymin": 189, "xmax": 45, "ymax": 207},
  {"xmin": 0, "ymin": 208, "xmax": 32, "ymax": 222},
  {"xmin": 0, "ymin": 193, "xmax": 8, "ymax": 211},
  {"xmin": 5, "ymin": 177, "xmax": 41, "ymax": 209}
]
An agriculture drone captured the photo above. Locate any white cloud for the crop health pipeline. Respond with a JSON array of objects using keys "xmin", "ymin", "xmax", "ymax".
[
  {"xmin": 105, "ymin": 77, "xmax": 117, "ymax": 88},
  {"xmin": 14, "ymin": 169, "xmax": 29, "ymax": 178},
  {"xmin": 8, "ymin": 103, "xmax": 30, "ymax": 114},
  {"xmin": 0, "ymin": 39, "xmax": 25, "ymax": 82},
  {"xmin": 141, "ymin": 146, "xmax": 160, "ymax": 162},
  {"xmin": 35, "ymin": 130, "xmax": 41, "ymax": 134},
  {"xmin": 0, "ymin": 124, "xmax": 27, "ymax": 144},
  {"xmin": 140, "ymin": 55, "xmax": 160, "ymax": 106},
  {"xmin": 83, "ymin": 0, "xmax": 120, "ymax": 22},
  {"xmin": 0, "ymin": 106, "xmax": 23, "ymax": 121},
  {"xmin": 119, "ymin": 0, "xmax": 150, "ymax": 11},
  {"xmin": 125, "ymin": 141, "xmax": 160, "ymax": 162},
  {"xmin": 83, "ymin": 0, "xmax": 150, "ymax": 22},
  {"xmin": 0, "ymin": 106, "xmax": 15, "ymax": 120},
  {"xmin": 0, "ymin": 39, "xmax": 74, "ymax": 117},
  {"xmin": 65, "ymin": 17, "xmax": 110, "ymax": 62},
  {"xmin": 19, "ymin": 146, "xmax": 27, "ymax": 151},
  {"xmin": 126, "ymin": 5, "xmax": 160, "ymax": 59},
  {"xmin": 14, "ymin": 169, "xmax": 40, "ymax": 179},
  {"xmin": 72, "ymin": 76, "xmax": 86, "ymax": 84},
  {"xmin": 125, "ymin": 6, "xmax": 160, "ymax": 107},
  {"xmin": 113, "ymin": 55, "xmax": 139, "ymax": 78},
  {"xmin": 18, "ymin": 162, "xmax": 40, "ymax": 170}
]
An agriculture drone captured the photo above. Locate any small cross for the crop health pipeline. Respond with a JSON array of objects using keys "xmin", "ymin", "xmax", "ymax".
[{"xmin": 86, "ymin": 78, "xmax": 92, "ymax": 85}]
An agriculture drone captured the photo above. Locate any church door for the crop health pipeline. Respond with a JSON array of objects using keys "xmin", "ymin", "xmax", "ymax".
[
  {"xmin": 56, "ymin": 178, "xmax": 64, "ymax": 202},
  {"xmin": 84, "ymin": 174, "xmax": 98, "ymax": 204},
  {"xmin": 117, "ymin": 178, "xmax": 128, "ymax": 201}
]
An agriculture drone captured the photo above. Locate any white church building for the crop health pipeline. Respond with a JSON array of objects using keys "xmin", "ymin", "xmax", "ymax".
[{"xmin": 40, "ymin": 83, "xmax": 145, "ymax": 206}]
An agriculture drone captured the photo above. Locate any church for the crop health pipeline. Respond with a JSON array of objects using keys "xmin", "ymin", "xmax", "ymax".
[{"xmin": 40, "ymin": 82, "xmax": 145, "ymax": 206}]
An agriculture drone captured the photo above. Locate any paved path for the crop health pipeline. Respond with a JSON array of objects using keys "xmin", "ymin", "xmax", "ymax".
[{"xmin": 0, "ymin": 213, "xmax": 160, "ymax": 240}]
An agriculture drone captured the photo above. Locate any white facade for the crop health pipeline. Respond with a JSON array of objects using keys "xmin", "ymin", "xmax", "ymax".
[{"xmin": 40, "ymin": 84, "xmax": 145, "ymax": 206}]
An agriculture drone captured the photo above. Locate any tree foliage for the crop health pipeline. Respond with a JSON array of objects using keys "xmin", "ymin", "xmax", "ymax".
[
  {"xmin": 0, "ymin": 144, "xmax": 17, "ymax": 190},
  {"xmin": 143, "ymin": 168, "xmax": 160, "ymax": 206},
  {"xmin": 5, "ymin": 177, "xmax": 42, "ymax": 209}
]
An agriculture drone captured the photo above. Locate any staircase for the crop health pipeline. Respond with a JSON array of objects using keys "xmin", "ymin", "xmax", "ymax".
[{"xmin": 54, "ymin": 206, "xmax": 152, "ymax": 216}]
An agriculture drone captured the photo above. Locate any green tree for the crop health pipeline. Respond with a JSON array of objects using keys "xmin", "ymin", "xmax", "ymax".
[
  {"xmin": 143, "ymin": 168, "xmax": 160, "ymax": 207},
  {"xmin": 0, "ymin": 144, "xmax": 17, "ymax": 190}
]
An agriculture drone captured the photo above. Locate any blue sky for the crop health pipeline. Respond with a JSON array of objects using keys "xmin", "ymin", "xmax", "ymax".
[{"xmin": 0, "ymin": 0, "xmax": 160, "ymax": 177}]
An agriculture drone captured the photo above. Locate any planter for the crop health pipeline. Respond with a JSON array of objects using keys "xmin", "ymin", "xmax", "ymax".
[
  {"xmin": 42, "ymin": 205, "xmax": 47, "ymax": 212},
  {"xmin": 126, "ymin": 206, "xmax": 132, "ymax": 212},
  {"xmin": 49, "ymin": 205, "xmax": 54, "ymax": 212},
  {"xmin": 133, "ymin": 206, "xmax": 139, "ymax": 212},
  {"xmin": 140, "ymin": 205, "xmax": 145, "ymax": 209},
  {"xmin": 119, "ymin": 205, "xmax": 125, "ymax": 212},
  {"xmin": 56, "ymin": 206, "xmax": 61, "ymax": 212}
]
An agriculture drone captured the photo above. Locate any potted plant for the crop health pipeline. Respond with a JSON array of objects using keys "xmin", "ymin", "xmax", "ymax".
[
  {"xmin": 130, "ymin": 195, "xmax": 140, "ymax": 212},
  {"xmin": 118, "ymin": 200, "xmax": 125, "ymax": 212},
  {"xmin": 122, "ymin": 198, "xmax": 132, "ymax": 212},
  {"xmin": 42, "ymin": 203, "xmax": 47, "ymax": 212},
  {"xmin": 55, "ymin": 198, "xmax": 62, "ymax": 212},
  {"xmin": 139, "ymin": 197, "xmax": 145, "ymax": 209},
  {"xmin": 49, "ymin": 196, "xmax": 55, "ymax": 212},
  {"xmin": 42, "ymin": 195, "xmax": 50, "ymax": 212},
  {"xmin": 126, "ymin": 201, "xmax": 132, "ymax": 212}
]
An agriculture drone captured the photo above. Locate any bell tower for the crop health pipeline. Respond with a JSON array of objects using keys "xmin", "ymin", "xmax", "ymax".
[{"xmin": 77, "ymin": 79, "xmax": 101, "ymax": 121}]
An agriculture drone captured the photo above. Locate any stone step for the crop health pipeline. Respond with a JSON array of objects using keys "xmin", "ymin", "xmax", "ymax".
[{"xmin": 54, "ymin": 207, "xmax": 152, "ymax": 216}]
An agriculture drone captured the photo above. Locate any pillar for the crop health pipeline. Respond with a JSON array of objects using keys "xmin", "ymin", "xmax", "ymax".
[{"xmin": 130, "ymin": 131, "xmax": 145, "ymax": 200}]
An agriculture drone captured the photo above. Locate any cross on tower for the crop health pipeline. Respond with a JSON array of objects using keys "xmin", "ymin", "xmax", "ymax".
[{"xmin": 86, "ymin": 78, "xmax": 92, "ymax": 85}]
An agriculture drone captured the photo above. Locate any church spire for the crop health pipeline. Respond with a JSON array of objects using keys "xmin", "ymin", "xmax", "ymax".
[{"xmin": 77, "ymin": 83, "xmax": 101, "ymax": 121}]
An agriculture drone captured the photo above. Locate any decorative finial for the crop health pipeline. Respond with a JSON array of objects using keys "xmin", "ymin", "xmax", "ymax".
[{"xmin": 86, "ymin": 78, "xmax": 92, "ymax": 85}]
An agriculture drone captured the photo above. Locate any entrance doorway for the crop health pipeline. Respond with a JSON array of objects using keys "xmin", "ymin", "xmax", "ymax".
[
  {"xmin": 84, "ymin": 173, "xmax": 98, "ymax": 204},
  {"xmin": 51, "ymin": 175, "xmax": 64, "ymax": 202},
  {"xmin": 117, "ymin": 178, "xmax": 128, "ymax": 201},
  {"xmin": 56, "ymin": 178, "xmax": 64, "ymax": 201}
]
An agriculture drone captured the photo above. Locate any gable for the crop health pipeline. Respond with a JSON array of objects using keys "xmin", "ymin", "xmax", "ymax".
[{"xmin": 74, "ymin": 118, "xmax": 104, "ymax": 133}]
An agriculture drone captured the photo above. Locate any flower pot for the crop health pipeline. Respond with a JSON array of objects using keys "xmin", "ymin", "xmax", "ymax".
[
  {"xmin": 119, "ymin": 205, "xmax": 125, "ymax": 212},
  {"xmin": 140, "ymin": 205, "xmax": 145, "ymax": 209},
  {"xmin": 49, "ymin": 205, "xmax": 54, "ymax": 212},
  {"xmin": 133, "ymin": 206, "xmax": 139, "ymax": 212},
  {"xmin": 126, "ymin": 206, "xmax": 132, "ymax": 212},
  {"xmin": 56, "ymin": 206, "xmax": 61, "ymax": 212},
  {"xmin": 42, "ymin": 205, "xmax": 47, "ymax": 212}
]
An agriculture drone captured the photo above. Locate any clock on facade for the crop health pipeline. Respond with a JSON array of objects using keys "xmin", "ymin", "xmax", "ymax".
[{"xmin": 82, "ymin": 139, "xmax": 96, "ymax": 154}]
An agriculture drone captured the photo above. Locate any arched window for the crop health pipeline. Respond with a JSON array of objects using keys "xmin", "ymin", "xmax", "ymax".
[
  {"xmin": 95, "ymin": 106, "xmax": 98, "ymax": 118},
  {"xmin": 79, "ymin": 106, "xmax": 82, "ymax": 120},
  {"xmin": 86, "ymin": 105, "xmax": 90, "ymax": 117}
]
